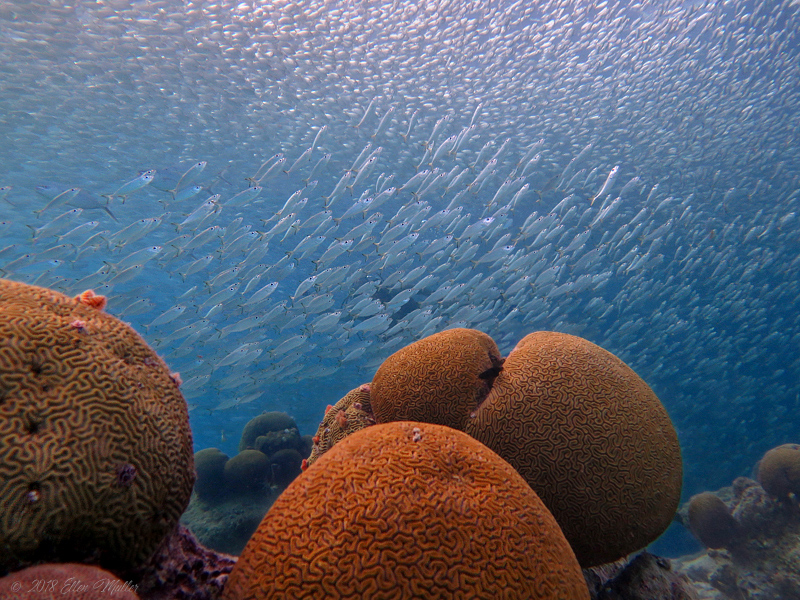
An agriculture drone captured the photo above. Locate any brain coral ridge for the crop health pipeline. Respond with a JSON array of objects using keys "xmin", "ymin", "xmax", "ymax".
[
  {"xmin": 223, "ymin": 421, "xmax": 589, "ymax": 600},
  {"xmin": 465, "ymin": 330, "xmax": 682, "ymax": 568},
  {"xmin": 0, "ymin": 278, "xmax": 194, "ymax": 571},
  {"xmin": 304, "ymin": 383, "xmax": 374, "ymax": 469},
  {"xmin": 370, "ymin": 328, "xmax": 504, "ymax": 431}
]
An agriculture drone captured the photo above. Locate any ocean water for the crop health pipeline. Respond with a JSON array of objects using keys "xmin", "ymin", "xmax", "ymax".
[{"xmin": 1, "ymin": 0, "xmax": 798, "ymax": 560}]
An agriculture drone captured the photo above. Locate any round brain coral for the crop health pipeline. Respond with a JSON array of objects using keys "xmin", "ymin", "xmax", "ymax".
[
  {"xmin": 687, "ymin": 492, "xmax": 739, "ymax": 549},
  {"xmin": 194, "ymin": 448, "xmax": 229, "ymax": 503},
  {"xmin": 465, "ymin": 331, "xmax": 682, "ymax": 567},
  {"xmin": 223, "ymin": 421, "xmax": 589, "ymax": 600},
  {"xmin": 224, "ymin": 450, "xmax": 271, "ymax": 494},
  {"xmin": 239, "ymin": 412, "xmax": 298, "ymax": 452},
  {"xmin": 0, "ymin": 279, "xmax": 194, "ymax": 571},
  {"xmin": 0, "ymin": 563, "xmax": 139, "ymax": 600},
  {"xmin": 370, "ymin": 328, "xmax": 504, "ymax": 431},
  {"xmin": 757, "ymin": 443, "xmax": 800, "ymax": 499},
  {"xmin": 304, "ymin": 383, "xmax": 374, "ymax": 469}
]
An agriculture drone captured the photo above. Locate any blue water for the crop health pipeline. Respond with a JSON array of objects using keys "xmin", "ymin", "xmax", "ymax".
[{"xmin": 1, "ymin": 0, "xmax": 799, "ymax": 562}]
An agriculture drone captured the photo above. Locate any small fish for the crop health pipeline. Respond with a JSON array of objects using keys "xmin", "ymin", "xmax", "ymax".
[
  {"xmin": 34, "ymin": 187, "xmax": 81, "ymax": 216},
  {"xmin": 292, "ymin": 275, "xmax": 318, "ymax": 300},
  {"xmin": 29, "ymin": 208, "xmax": 84, "ymax": 240},
  {"xmin": 311, "ymin": 124, "xmax": 327, "ymax": 151},
  {"xmin": 172, "ymin": 184, "xmax": 204, "ymax": 203},
  {"xmin": 252, "ymin": 156, "xmax": 286, "ymax": 184},
  {"xmin": 147, "ymin": 305, "xmax": 188, "ymax": 329},
  {"xmin": 103, "ymin": 170, "xmax": 156, "ymax": 203},
  {"xmin": 401, "ymin": 109, "xmax": 419, "ymax": 142},
  {"xmin": 177, "ymin": 195, "xmax": 222, "ymax": 232},
  {"xmin": 108, "ymin": 264, "xmax": 145, "ymax": 286},
  {"xmin": 270, "ymin": 334, "xmax": 308, "ymax": 357},
  {"xmin": 468, "ymin": 159, "xmax": 497, "ymax": 192},
  {"xmin": 590, "ymin": 165, "xmax": 620, "ymax": 205},
  {"xmin": 354, "ymin": 96, "xmax": 379, "ymax": 129},
  {"xmin": 325, "ymin": 171, "xmax": 354, "ymax": 207},
  {"xmin": 371, "ymin": 105, "xmax": 395, "ymax": 140},
  {"xmin": 284, "ymin": 146, "xmax": 313, "ymax": 175},
  {"xmin": 243, "ymin": 281, "xmax": 279, "ymax": 306},
  {"xmin": 168, "ymin": 161, "xmax": 207, "ymax": 196},
  {"xmin": 56, "ymin": 220, "xmax": 100, "ymax": 243},
  {"xmin": 198, "ymin": 282, "xmax": 241, "ymax": 311},
  {"xmin": 304, "ymin": 153, "xmax": 331, "ymax": 184},
  {"xmin": 222, "ymin": 186, "xmax": 262, "ymax": 207}
]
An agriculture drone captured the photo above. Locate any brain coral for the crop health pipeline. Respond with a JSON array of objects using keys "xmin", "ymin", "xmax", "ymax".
[
  {"xmin": 370, "ymin": 328, "xmax": 504, "ymax": 431},
  {"xmin": 224, "ymin": 450, "xmax": 271, "ymax": 494},
  {"xmin": 223, "ymin": 421, "xmax": 589, "ymax": 600},
  {"xmin": 0, "ymin": 563, "xmax": 139, "ymax": 600},
  {"xmin": 194, "ymin": 448, "xmax": 229, "ymax": 502},
  {"xmin": 687, "ymin": 492, "xmax": 739, "ymax": 549},
  {"xmin": 239, "ymin": 412, "xmax": 298, "ymax": 452},
  {"xmin": 0, "ymin": 279, "xmax": 194, "ymax": 571},
  {"xmin": 465, "ymin": 331, "xmax": 682, "ymax": 567},
  {"xmin": 304, "ymin": 383, "xmax": 374, "ymax": 469},
  {"xmin": 757, "ymin": 443, "xmax": 800, "ymax": 499}
]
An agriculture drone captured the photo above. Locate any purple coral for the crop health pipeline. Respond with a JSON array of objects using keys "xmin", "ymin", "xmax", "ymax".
[{"xmin": 116, "ymin": 463, "xmax": 137, "ymax": 487}]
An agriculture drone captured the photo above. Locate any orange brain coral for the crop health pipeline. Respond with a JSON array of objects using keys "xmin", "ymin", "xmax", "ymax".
[
  {"xmin": 370, "ymin": 328, "xmax": 504, "ymax": 431},
  {"xmin": 465, "ymin": 331, "xmax": 682, "ymax": 567},
  {"xmin": 223, "ymin": 421, "xmax": 589, "ymax": 600},
  {"xmin": 0, "ymin": 563, "xmax": 139, "ymax": 600},
  {"xmin": 0, "ymin": 279, "xmax": 194, "ymax": 571},
  {"xmin": 304, "ymin": 383, "xmax": 374, "ymax": 469}
]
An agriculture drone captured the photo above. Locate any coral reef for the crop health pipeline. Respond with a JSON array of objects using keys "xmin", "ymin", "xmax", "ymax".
[
  {"xmin": 223, "ymin": 421, "xmax": 589, "ymax": 600},
  {"xmin": 675, "ymin": 470, "xmax": 800, "ymax": 599},
  {"xmin": 180, "ymin": 492, "xmax": 278, "ymax": 557},
  {"xmin": 223, "ymin": 450, "xmax": 271, "ymax": 495},
  {"xmin": 238, "ymin": 412, "xmax": 298, "ymax": 452},
  {"xmin": 183, "ymin": 413, "xmax": 308, "ymax": 555},
  {"xmin": 370, "ymin": 328, "xmax": 504, "ymax": 430},
  {"xmin": 0, "ymin": 563, "xmax": 140, "ymax": 599},
  {"xmin": 687, "ymin": 492, "xmax": 740, "ymax": 549},
  {"xmin": 0, "ymin": 279, "xmax": 194, "ymax": 572},
  {"xmin": 266, "ymin": 448, "xmax": 303, "ymax": 487},
  {"xmin": 756, "ymin": 443, "xmax": 800, "ymax": 500},
  {"xmin": 304, "ymin": 383, "xmax": 374, "ymax": 469},
  {"xmin": 584, "ymin": 552, "xmax": 699, "ymax": 599},
  {"xmin": 465, "ymin": 331, "xmax": 682, "ymax": 567},
  {"xmin": 193, "ymin": 449, "xmax": 229, "ymax": 503},
  {"xmin": 128, "ymin": 524, "xmax": 236, "ymax": 600}
]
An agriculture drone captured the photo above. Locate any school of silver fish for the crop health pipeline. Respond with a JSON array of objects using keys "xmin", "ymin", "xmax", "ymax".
[{"xmin": 1, "ymin": 0, "xmax": 799, "ymax": 497}]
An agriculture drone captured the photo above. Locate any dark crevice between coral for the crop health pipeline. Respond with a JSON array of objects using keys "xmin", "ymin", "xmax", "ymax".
[
  {"xmin": 24, "ymin": 416, "xmax": 42, "ymax": 435},
  {"xmin": 30, "ymin": 358, "xmax": 43, "ymax": 376}
]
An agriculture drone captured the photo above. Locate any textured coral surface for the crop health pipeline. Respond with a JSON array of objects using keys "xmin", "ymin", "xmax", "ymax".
[
  {"xmin": 130, "ymin": 524, "xmax": 236, "ymax": 600},
  {"xmin": 0, "ymin": 563, "xmax": 140, "ymax": 599},
  {"xmin": 223, "ymin": 421, "xmax": 589, "ymax": 600},
  {"xmin": 0, "ymin": 278, "xmax": 194, "ymax": 571},
  {"xmin": 465, "ymin": 331, "xmax": 682, "ymax": 567},
  {"xmin": 687, "ymin": 492, "xmax": 739, "ymax": 549},
  {"xmin": 756, "ymin": 443, "xmax": 800, "ymax": 499},
  {"xmin": 370, "ymin": 328, "xmax": 504, "ymax": 431},
  {"xmin": 676, "ymin": 473, "xmax": 800, "ymax": 600},
  {"xmin": 305, "ymin": 383, "xmax": 374, "ymax": 468}
]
